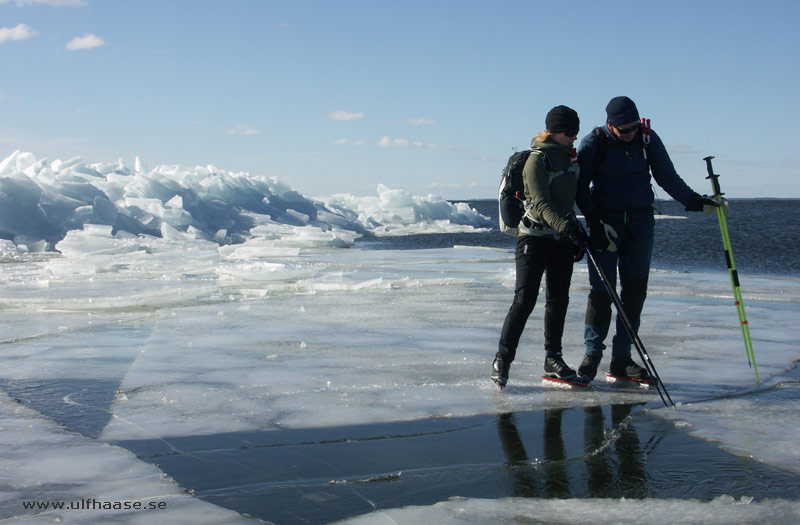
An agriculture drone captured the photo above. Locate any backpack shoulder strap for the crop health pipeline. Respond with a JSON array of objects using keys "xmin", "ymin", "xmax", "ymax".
[
  {"xmin": 529, "ymin": 147, "xmax": 552, "ymax": 171},
  {"xmin": 592, "ymin": 127, "xmax": 608, "ymax": 167},
  {"xmin": 641, "ymin": 118, "xmax": 651, "ymax": 161}
]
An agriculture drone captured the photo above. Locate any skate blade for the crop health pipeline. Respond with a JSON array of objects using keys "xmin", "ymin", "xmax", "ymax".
[
  {"xmin": 542, "ymin": 375, "xmax": 590, "ymax": 388},
  {"xmin": 605, "ymin": 372, "xmax": 653, "ymax": 388}
]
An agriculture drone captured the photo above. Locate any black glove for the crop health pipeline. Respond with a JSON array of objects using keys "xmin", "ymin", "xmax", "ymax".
[
  {"xmin": 685, "ymin": 193, "xmax": 720, "ymax": 212},
  {"xmin": 562, "ymin": 222, "xmax": 587, "ymax": 262},
  {"xmin": 588, "ymin": 218, "xmax": 618, "ymax": 252}
]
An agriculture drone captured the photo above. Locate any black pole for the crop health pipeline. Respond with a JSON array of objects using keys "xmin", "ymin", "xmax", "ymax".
[{"xmin": 577, "ymin": 224, "xmax": 675, "ymax": 408}]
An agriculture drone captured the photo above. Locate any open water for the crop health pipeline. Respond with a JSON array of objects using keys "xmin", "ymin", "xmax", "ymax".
[{"xmin": 357, "ymin": 199, "xmax": 800, "ymax": 277}]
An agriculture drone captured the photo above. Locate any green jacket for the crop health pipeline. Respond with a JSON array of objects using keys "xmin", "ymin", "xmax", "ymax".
[{"xmin": 519, "ymin": 138, "xmax": 579, "ymax": 237}]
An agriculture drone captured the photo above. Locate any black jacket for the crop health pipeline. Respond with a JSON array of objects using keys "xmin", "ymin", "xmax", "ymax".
[{"xmin": 576, "ymin": 125, "xmax": 695, "ymax": 216}]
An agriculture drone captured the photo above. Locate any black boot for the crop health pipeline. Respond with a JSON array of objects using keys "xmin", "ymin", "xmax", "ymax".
[
  {"xmin": 544, "ymin": 353, "xmax": 576, "ymax": 379},
  {"xmin": 609, "ymin": 356, "xmax": 649, "ymax": 379},
  {"xmin": 492, "ymin": 357, "xmax": 511, "ymax": 388},
  {"xmin": 578, "ymin": 354, "xmax": 602, "ymax": 381}
]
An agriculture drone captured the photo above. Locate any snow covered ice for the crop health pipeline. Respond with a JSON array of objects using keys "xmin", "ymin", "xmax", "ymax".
[{"xmin": 0, "ymin": 152, "xmax": 798, "ymax": 524}]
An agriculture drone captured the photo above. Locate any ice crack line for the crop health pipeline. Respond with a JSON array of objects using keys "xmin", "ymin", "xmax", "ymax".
[
  {"xmin": 678, "ymin": 360, "xmax": 800, "ymax": 407},
  {"xmin": 74, "ymin": 311, "xmax": 208, "ymax": 463}
]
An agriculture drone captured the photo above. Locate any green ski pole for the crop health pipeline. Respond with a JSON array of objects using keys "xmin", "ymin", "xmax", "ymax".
[{"xmin": 703, "ymin": 156, "xmax": 759, "ymax": 382}]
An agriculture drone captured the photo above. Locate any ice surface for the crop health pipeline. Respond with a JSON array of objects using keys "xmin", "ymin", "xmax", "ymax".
[
  {"xmin": 0, "ymin": 150, "xmax": 798, "ymax": 523},
  {"xmin": 0, "ymin": 391, "xmax": 259, "ymax": 524},
  {"xmin": 1, "ymin": 240, "xmax": 798, "ymax": 522},
  {"xmin": 336, "ymin": 496, "xmax": 800, "ymax": 525}
]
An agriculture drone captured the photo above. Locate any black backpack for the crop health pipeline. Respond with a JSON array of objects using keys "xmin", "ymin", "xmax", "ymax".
[{"xmin": 497, "ymin": 148, "xmax": 549, "ymax": 235}]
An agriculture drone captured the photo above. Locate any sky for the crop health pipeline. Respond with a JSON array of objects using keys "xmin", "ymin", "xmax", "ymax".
[{"xmin": 1, "ymin": 0, "xmax": 799, "ymax": 199}]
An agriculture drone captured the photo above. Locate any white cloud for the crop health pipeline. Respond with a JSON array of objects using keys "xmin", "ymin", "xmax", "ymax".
[
  {"xmin": 334, "ymin": 138, "xmax": 364, "ymax": 146},
  {"xmin": 378, "ymin": 136, "xmax": 410, "ymax": 148},
  {"xmin": 429, "ymin": 182, "xmax": 465, "ymax": 190},
  {"xmin": 408, "ymin": 117, "xmax": 435, "ymax": 126},
  {"xmin": 0, "ymin": 23, "xmax": 37, "ymax": 44},
  {"xmin": 66, "ymin": 33, "xmax": 105, "ymax": 51},
  {"xmin": 224, "ymin": 124, "xmax": 260, "ymax": 135},
  {"xmin": 329, "ymin": 110, "xmax": 364, "ymax": 121},
  {"xmin": 377, "ymin": 136, "xmax": 458, "ymax": 151},
  {"xmin": 0, "ymin": 0, "xmax": 86, "ymax": 6}
]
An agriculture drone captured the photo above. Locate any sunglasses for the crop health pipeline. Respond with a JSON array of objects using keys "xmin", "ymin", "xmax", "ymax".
[{"xmin": 615, "ymin": 123, "xmax": 641, "ymax": 134}]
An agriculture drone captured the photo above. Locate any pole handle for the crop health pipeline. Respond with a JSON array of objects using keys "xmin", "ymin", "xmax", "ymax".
[{"xmin": 703, "ymin": 156, "xmax": 723, "ymax": 197}]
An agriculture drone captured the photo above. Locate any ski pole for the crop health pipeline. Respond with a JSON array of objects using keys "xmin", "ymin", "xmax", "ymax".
[
  {"xmin": 575, "ymin": 221, "xmax": 675, "ymax": 408},
  {"xmin": 703, "ymin": 156, "xmax": 759, "ymax": 382}
]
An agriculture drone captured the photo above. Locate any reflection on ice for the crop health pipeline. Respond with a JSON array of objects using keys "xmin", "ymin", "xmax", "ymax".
[{"xmin": 111, "ymin": 403, "xmax": 800, "ymax": 524}]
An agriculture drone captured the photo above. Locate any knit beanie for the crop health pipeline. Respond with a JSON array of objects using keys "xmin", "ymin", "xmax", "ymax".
[
  {"xmin": 545, "ymin": 105, "xmax": 580, "ymax": 135},
  {"xmin": 605, "ymin": 96, "xmax": 640, "ymax": 126}
]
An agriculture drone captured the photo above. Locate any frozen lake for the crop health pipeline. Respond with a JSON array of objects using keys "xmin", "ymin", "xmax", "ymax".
[
  {"xmin": 0, "ymin": 152, "xmax": 798, "ymax": 523},
  {"xmin": 1, "ymin": 243, "xmax": 798, "ymax": 524}
]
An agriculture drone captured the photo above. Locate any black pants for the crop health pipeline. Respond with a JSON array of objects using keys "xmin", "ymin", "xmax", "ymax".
[{"xmin": 498, "ymin": 235, "xmax": 575, "ymax": 363}]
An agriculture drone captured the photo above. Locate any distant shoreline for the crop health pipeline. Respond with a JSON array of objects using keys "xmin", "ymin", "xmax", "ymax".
[{"xmin": 451, "ymin": 197, "xmax": 800, "ymax": 203}]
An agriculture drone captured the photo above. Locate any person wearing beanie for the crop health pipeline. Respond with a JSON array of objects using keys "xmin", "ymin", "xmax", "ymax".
[
  {"xmin": 574, "ymin": 96, "xmax": 720, "ymax": 383},
  {"xmin": 492, "ymin": 105, "xmax": 586, "ymax": 388}
]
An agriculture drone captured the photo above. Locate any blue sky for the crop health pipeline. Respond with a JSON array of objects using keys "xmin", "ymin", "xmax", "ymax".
[{"xmin": 2, "ymin": 0, "xmax": 798, "ymax": 199}]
